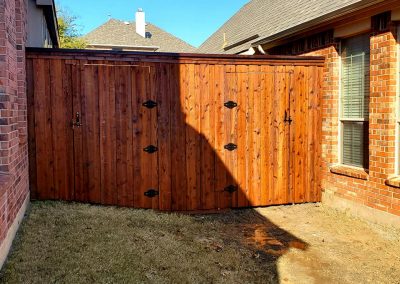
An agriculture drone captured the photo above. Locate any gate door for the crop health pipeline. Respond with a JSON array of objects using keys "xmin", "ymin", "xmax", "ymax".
[
  {"xmin": 72, "ymin": 63, "xmax": 159, "ymax": 208},
  {"xmin": 218, "ymin": 66, "xmax": 293, "ymax": 208}
]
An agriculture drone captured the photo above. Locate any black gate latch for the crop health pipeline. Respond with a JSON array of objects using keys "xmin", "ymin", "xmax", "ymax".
[
  {"xmin": 143, "ymin": 145, "xmax": 158, "ymax": 154},
  {"xmin": 284, "ymin": 110, "xmax": 293, "ymax": 124},
  {"xmin": 224, "ymin": 143, "xmax": 237, "ymax": 151},
  {"xmin": 143, "ymin": 100, "xmax": 157, "ymax": 109},
  {"xmin": 144, "ymin": 189, "xmax": 159, "ymax": 198},
  {"xmin": 224, "ymin": 185, "xmax": 238, "ymax": 193},
  {"xmin": 224, "ymin": 101, "xmax": 237, "ymax": 109}
]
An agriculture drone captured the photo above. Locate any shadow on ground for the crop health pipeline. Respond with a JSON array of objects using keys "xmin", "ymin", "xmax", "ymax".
[{"xmin": 0, "ymin": 201, "xmax": 308, "ymax": 283}]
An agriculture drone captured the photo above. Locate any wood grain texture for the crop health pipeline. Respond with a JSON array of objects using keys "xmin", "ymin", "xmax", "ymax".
[
  {"xmin": 186, "ymin": 64, "xmax": 201, "ymax": 210},
  {"xmin": 158, "ymin": 63, "xmax": 172, "ymax": 211},
  {"xmin": 27, "ymin": 53, "xmax": 323, "ymax": 211}
]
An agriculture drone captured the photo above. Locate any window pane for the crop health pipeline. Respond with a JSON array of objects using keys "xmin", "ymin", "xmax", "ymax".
[
  {"xmin": 342, "ymin": 122, "xmax": 368, "ymax": 168},
  {"xmin": 341, "ymin": 34, "xmax": 370, "ymax": 120}
]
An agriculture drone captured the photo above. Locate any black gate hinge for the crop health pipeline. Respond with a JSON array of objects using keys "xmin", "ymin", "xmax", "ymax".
[
  {"xmin": 143, "ymin": 100, "xmax": 157, "ymax": 109},
  {"xmin": 224, "ymin": 185, "xmax": 238, "ymax": 193},
  {"xmin": 224, "ymin": 101, "xmax": 237, "ymax": 109},
  {"xmin": 224, "ymin": 143, "xmax": 237, "ymax": 151},
  {"xmin": 143, "ymin": 145, "xmax": 158, "ymax": 154},
  {"xmin": 144, "ymin": 189, "xmax": 159, "ymax": 198}
]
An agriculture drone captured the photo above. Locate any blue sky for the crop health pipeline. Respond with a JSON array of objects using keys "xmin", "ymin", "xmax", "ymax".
[{"xmin": 55, "ymin": 0, "xmax": 248, "ymax": 47}]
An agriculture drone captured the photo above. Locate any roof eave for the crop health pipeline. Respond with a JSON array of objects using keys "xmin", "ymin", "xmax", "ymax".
[{"xmin": 251, "ymin": 0, "xmax": 385, "ymax": 48}]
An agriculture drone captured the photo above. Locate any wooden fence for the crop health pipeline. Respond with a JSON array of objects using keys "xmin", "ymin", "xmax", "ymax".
[{"xmin": 26, "ymin": 48, "xmax": 324, "ymax": 211}]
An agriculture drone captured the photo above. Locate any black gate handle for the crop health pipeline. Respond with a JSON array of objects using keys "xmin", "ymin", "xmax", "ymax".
[{"xmin": 71, "ymin": 112, "xmax": 82, "ymax": 128}]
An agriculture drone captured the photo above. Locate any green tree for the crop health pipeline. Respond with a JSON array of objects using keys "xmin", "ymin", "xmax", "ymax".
[{"xmin": 57, "ymin": 9, "xmax": 86, "ymax": 49}]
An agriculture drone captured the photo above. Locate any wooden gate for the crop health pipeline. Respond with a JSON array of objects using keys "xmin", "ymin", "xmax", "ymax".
[{"xmin": 27, "ymin": 49, "xmax": 323, "ymax": 211}]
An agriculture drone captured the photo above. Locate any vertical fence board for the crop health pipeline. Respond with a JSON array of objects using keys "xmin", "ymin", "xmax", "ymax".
[
  {"xmin": 186, "ymin": 64, "xmax": 201, "ymax": 210},
  {"xmin": 214, "ymin": 64, "xmax": 228, "ymax": 209},
  {"xmin": 246, "ymin": 65, "xmax": 255, "ymax": 206},
  {"xmin": 170, "ymin": 63, "xmax": 187, "ymax": 211},
  {"xmin": 158, "ymin": 63, "xmax": 172, "ymax": 211},
  {"xmin": 259, "ymin": 65, "xmax": 271, "ymax": 205},
  {"xmin": 236, "ymin": 65, "xmax": 249, "ymax": 208},
  {"xmin": 50, "ymin": 59, "xmax": 73, "ymax": 201},
  {"xmin": 34, "ymin": 59, "xmax": 54, "ymax": 200},
  {"xmin": 132, "ymin": 67, "xmax": 142, "ymax": 208},
  {"xmin": 27, "ymin": 59, "xmax": 37, "ymax": 199},
  {"xmin": 200, "ymin": 64, "xmax": 215, "ymax": 210},
  {"xmin": 116, "ymin": 66, "xmax": 132, "ymax": 206},
  {"xmin": 84, "ymin": 65, "xmax": 102, "ymax": 203},
  {"xmin": 226, "ymin": 65, "xmax": 239, "ymax": 208},
  {"xmin": 99, "ymin": 65, "xmax": 117, "ymax": 205},
  {"xmin": 140, "ymin": 66, "xmax": 154, "ymax": 209},
  {"xmin": 273, "ymin": 66, "xmax": 288, "ymax": 205},
  {"xmin": 62, "ymin": 62, "xmax": 75, "ymax": 201},
  {"xmin": 98, "ymin": 65, "xmax": 106, "ymax": 205},
  {"xmin": 311, "ymin": 66, "xmax": 322, "ymax": 202},
  {"xmin": 149, "ymin": 63, "xmax": 159, "ymax": 210},
  {"xmin": 252, "ymin": 65, "xmax": 262, "ymax": 206},
  {"xmin": 72, "ymin": 63, "xmax": 84, "ymax": 202}
]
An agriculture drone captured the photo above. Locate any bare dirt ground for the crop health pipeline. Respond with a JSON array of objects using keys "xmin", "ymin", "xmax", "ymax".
[
  {"xmin": 255, "ymin": 205, "xmax": 400, "ymax": 284},
  {"xmin": 0, "ymin": 201, "xmax": 399, "ymax": 284}
]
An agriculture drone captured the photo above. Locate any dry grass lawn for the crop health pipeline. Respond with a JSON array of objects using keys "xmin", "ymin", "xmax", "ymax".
[{"xmin": 0, "ymin": 201, "xmax": 399, "ymax": 284}]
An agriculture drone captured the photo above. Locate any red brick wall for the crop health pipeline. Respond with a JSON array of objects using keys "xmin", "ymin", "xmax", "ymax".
[
  {"xmin": 0, "ymin": 0, "xmax": 29, "ymax": 243},
  {"xmin": 303, "ymin": 28, "xmax": 400, "ymax": 217}
]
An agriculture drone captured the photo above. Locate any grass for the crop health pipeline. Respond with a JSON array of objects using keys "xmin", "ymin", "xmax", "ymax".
[{"xmin": 0, "ymin": 201, "xmax": 293, "ymax": 284}]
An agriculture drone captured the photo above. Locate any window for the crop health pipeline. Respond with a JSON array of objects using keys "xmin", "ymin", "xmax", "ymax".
[{"xmin": 340, "ymin": 34, "xmax": 370, "ymax": 168}]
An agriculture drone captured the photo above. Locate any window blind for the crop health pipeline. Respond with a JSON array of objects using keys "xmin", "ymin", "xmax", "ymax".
[
  {"xmin": 342, "ymin": 122, "xmax": 368, "ymax": 168},
  {"xmin": 341, "ymin": 53, "xmax": 369, "ymax": 120},
  {"xmin": 341, "ymin": 34, "xmax": 370, "ymax": 168}
]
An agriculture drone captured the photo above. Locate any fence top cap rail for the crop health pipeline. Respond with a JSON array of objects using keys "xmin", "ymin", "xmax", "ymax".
[{"xmin": 26, "ymin": 47, "xmax": 325, "ymax": 64}]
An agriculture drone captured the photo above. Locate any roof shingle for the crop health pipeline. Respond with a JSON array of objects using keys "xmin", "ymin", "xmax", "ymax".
[
  {"xmin": 198, "ymin": 0, "xmax": 366, "ymax": 54},
  {"xmin": 84, "ymin": 19, "xmax": 196, "ymax": 53}
]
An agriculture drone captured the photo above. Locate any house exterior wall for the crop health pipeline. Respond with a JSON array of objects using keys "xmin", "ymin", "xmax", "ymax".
[
  {"xmin": 0, "ymin": 0, "xmax": 30, "ymax": 267},
  {"xmin": 26, "ymin": 0, "xmax": 52, "ymax": 47},
  {"xmin": 299, "ymin": 27, "xmax": 400, "ymax": 226}
]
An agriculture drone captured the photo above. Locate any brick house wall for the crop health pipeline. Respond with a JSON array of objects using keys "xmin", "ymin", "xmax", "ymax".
[
  {"xmin": 301, "ymin": 27, "xmax": 400, "ymax": 221},
  {"xmin": 0, "ymin": 0, "xmax": 29, "ymax": 255}
]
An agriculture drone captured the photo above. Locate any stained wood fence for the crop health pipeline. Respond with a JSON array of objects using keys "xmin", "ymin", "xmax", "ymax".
[{"xmin": 26, "ymin": 49, "xmax": 324, "ymax": 211}]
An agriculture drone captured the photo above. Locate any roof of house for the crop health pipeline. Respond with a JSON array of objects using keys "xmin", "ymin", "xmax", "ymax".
[
  {"xmin": 84, "ymin": 19, "xmax": 196, "ymax": 53},
  {"xmin": 198, "ymin": 0, "xmax": 379, "ymax": 54}
]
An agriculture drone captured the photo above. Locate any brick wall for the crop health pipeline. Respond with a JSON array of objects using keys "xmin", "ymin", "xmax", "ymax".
[
  {"xmin": 303, "ymin": 27, "xmax": 400, "ymax": 218},
  {"xmin": 0, "ymin": 0, "xmax": 29, "ymax": 244}
]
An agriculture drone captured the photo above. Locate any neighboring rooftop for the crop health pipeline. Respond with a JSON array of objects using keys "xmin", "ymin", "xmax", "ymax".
[
  {"xmin": 84, "ymin": 18, "xmax": 196, "ymax": 53},
  {"xmin": 198, "ymin": 0, "xmax": 379, "ymax": 54}
]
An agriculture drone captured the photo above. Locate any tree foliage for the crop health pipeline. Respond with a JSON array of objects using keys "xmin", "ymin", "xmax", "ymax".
[{"xmin": 57, "ymin": 9, "xmax": 86, "ymax": 49}]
